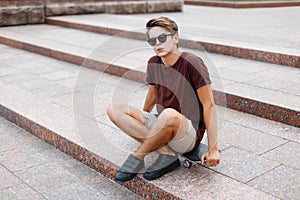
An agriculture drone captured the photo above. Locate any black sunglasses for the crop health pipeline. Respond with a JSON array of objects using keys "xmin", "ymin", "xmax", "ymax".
[{"xmin": 147, "ymin": 33, "xmax": 175, "ymax": 46}]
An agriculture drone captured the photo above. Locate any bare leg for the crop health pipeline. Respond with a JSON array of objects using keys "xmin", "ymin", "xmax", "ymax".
[
  {"xmin": 106, "ymin": 103, "xmax": 174, "ymax": 155},
  {"xmin": 133, "ymin": 108, "xmax": 189, "ymax": 160}
]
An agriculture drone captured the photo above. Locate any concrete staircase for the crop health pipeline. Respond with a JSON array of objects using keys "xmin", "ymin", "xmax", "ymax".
[{"xmin": 0, "ymin": 5, "xmax": 299, "ymax": 200}]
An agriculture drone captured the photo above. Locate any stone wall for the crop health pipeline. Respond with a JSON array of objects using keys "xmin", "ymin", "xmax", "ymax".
[
  {"xmin": 46, "ymin": 0, "xmax": 183, "ymax": 16},
  {"xmin": 0, "ymin": 0, "xmax": 45, "ymax": 26},
  {"xmin": 0, "ymin": 0, "xmax": 183, "ymax": 26},
  {"xmin": 0, "ymin": 0, "xmax": 44, "ymax": 6}
]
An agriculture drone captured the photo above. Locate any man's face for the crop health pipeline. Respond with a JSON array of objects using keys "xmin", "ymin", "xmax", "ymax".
[{"xmin": 148, "ymin": 26, "xmax": 178, "ymax": 57}]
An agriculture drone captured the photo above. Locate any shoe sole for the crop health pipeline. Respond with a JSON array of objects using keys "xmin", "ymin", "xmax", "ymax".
[
  {"xmin": 143, "ymin": 160, "xmax": 180, "ymax": 181},
  {"xmin": 114, "ymin": 173, "xmax": 138, "ymax": 183}
]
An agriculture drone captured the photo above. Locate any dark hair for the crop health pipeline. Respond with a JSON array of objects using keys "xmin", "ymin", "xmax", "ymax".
[{"xmin": 146, "ymin": 17, "xmax": 178, "ymax": 38}]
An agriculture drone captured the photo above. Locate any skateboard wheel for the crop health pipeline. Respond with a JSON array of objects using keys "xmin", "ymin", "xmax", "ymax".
[{"xmin": 183, "ymin": 160, "xmax": 192, "ymax": 168}]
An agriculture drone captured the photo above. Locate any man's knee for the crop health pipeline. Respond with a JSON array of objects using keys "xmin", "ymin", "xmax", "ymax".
[
  {"xmin": 161, "ymin": 108, "xmax": 181, "ymax": 128},
  {"xmin": 106, "ymin": 103, "xmax": 124, "ymax": 122}
]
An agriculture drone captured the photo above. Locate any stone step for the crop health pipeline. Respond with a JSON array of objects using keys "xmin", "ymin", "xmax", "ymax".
[
  {"xmin": 45, "ymin": 0, "xmax": 183, "ymax": 16},
  {"xmin": 0, "ymin": 24, "xmax": 299, "ymax": 127},
  {"xmin": 0, "ymin": 116, "xmax": 143, "ymax": 200},
  {"xmin": 45, "ymin": 7, "xmax": 300, "ymax": 68},
  {"xmin": 0, "ymin": 0, "xmax": 183, "ymax": 26},
  {"xmin": 1, "ymin": 44, "xmax": 299, "ymax": 199}
]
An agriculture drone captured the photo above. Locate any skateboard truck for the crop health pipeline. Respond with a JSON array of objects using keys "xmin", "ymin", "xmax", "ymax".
[
  {"xmin": 182, "ymin": 158, "xmax": 205, "ymax": 168},
  {"xmin": 180, "ymin": 143, "xmax": 220, "ymax": 168}
]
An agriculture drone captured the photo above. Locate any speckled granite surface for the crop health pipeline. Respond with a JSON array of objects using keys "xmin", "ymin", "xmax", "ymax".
[
  {"xmin": 0, "ymin": 117, "xmax": 143, "ymax": 200},
  {"xmin": 44, "ymin": 6, "xmax": 300, "ymax": 68},
  {"xmin": 0, "ymin": 25, "xmax": 299, "ymax": 127},
  {"xmin": 0, "ymin": 45, "xmax": 299, "ymax": 199}
]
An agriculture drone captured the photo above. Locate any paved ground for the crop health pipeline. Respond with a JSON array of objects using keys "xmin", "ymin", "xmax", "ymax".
[
  {"xmin": 0, "ymin": 4, "xmax": 299, "ymax": 200},
  {"xmin": 0, "ymin": 116, "xmax": 142, "ymax": 200}
]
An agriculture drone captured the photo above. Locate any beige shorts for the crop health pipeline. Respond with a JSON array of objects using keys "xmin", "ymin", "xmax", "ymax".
[{"xmin": 142, "ymin": 111, "xmax": 197, "ymax": 154}]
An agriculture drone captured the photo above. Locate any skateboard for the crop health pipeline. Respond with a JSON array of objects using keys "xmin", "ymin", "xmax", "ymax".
[{"xmin": 179, "ymin": 143, "xmax": 220, "ymax": 168}]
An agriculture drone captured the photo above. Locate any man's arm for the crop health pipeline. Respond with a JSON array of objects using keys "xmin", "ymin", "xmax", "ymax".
[
  {"xmin": 143, "ymin": 85, "xmax": 156, "ymax": 112},
  {"xmin": 197, "ymin": 84, "xmax": 220, "ymax": 167}
]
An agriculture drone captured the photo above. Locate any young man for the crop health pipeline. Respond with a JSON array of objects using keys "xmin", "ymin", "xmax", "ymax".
[{"xmin": 107, "ymin": 17, "xmax": 220, "ymax": 182}]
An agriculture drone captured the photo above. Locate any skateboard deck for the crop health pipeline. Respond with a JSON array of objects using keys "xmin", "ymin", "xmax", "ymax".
[{"xmin": 179, "ymin": 143, "xmax": 220, "ymax": 168}]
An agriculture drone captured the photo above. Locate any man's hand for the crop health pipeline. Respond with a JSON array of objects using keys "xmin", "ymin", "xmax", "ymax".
[{"xmin": 201, "ymin": 149, "xmax": 220, "ymax": 167}]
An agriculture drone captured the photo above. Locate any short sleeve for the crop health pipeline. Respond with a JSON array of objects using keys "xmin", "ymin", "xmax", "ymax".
[{"xmin": 187, "ymin": 55, "xmax": 211, "ymax": 89}]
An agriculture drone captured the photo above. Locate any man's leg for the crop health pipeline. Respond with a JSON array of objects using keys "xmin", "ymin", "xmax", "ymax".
[
  {"xmin": 107, "ymin": 103, "xmax": 148, "ymax": 140},
  {"xmin": 106, "ymin": 103, "xmax": 175, "ymax": 155},
  {"xmin": 107, "ymin": 103, "xmax": 180, "ymax": 182},
  {"xmin": 107, "ymin": 104, "xmax": 189, "ymax": 182},
  {"xmin": 135, "ymin": 108, "xmax": 190, "ymax": 181},
  {"xmin": 133, "ymin": 108, "xmax": 189, "ymax": 160}
]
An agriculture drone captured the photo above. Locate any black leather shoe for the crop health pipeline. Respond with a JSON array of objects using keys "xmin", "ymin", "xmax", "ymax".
[
  {"xmin": 114, "ymin": 154, "xmax": 144, "ymax": 182},
  {"xmin": 143, "ymin": 154, "xmax": 180, "ymax": 181}
]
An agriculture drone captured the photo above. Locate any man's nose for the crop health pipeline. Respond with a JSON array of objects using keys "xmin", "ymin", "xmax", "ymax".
[{"xmin": 155, "ymin": 39, "xmax": 162, "ymax": 46}]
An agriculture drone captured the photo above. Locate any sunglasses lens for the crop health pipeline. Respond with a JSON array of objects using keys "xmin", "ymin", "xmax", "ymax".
[
  {"xmin": 158, "ymin": 34, "xmax": 167, "ymax": 43},
  {"xmin": 148, "ymin": 38, "xmax": 156, "ymax": 46},
  {"xmin": 147, "ymin": 34, "xmax": 172, "ymax": 46}
]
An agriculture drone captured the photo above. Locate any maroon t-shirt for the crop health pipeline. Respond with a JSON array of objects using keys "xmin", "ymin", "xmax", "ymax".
[{"xmin": 146, "ymin": 52, "xmax": 211, "ymax": 152}]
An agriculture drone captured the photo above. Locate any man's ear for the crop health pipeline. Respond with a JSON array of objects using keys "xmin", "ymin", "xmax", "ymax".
[{"xmin": 174, "ymin": 33, "xmax": 179, "ymax": 44}]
